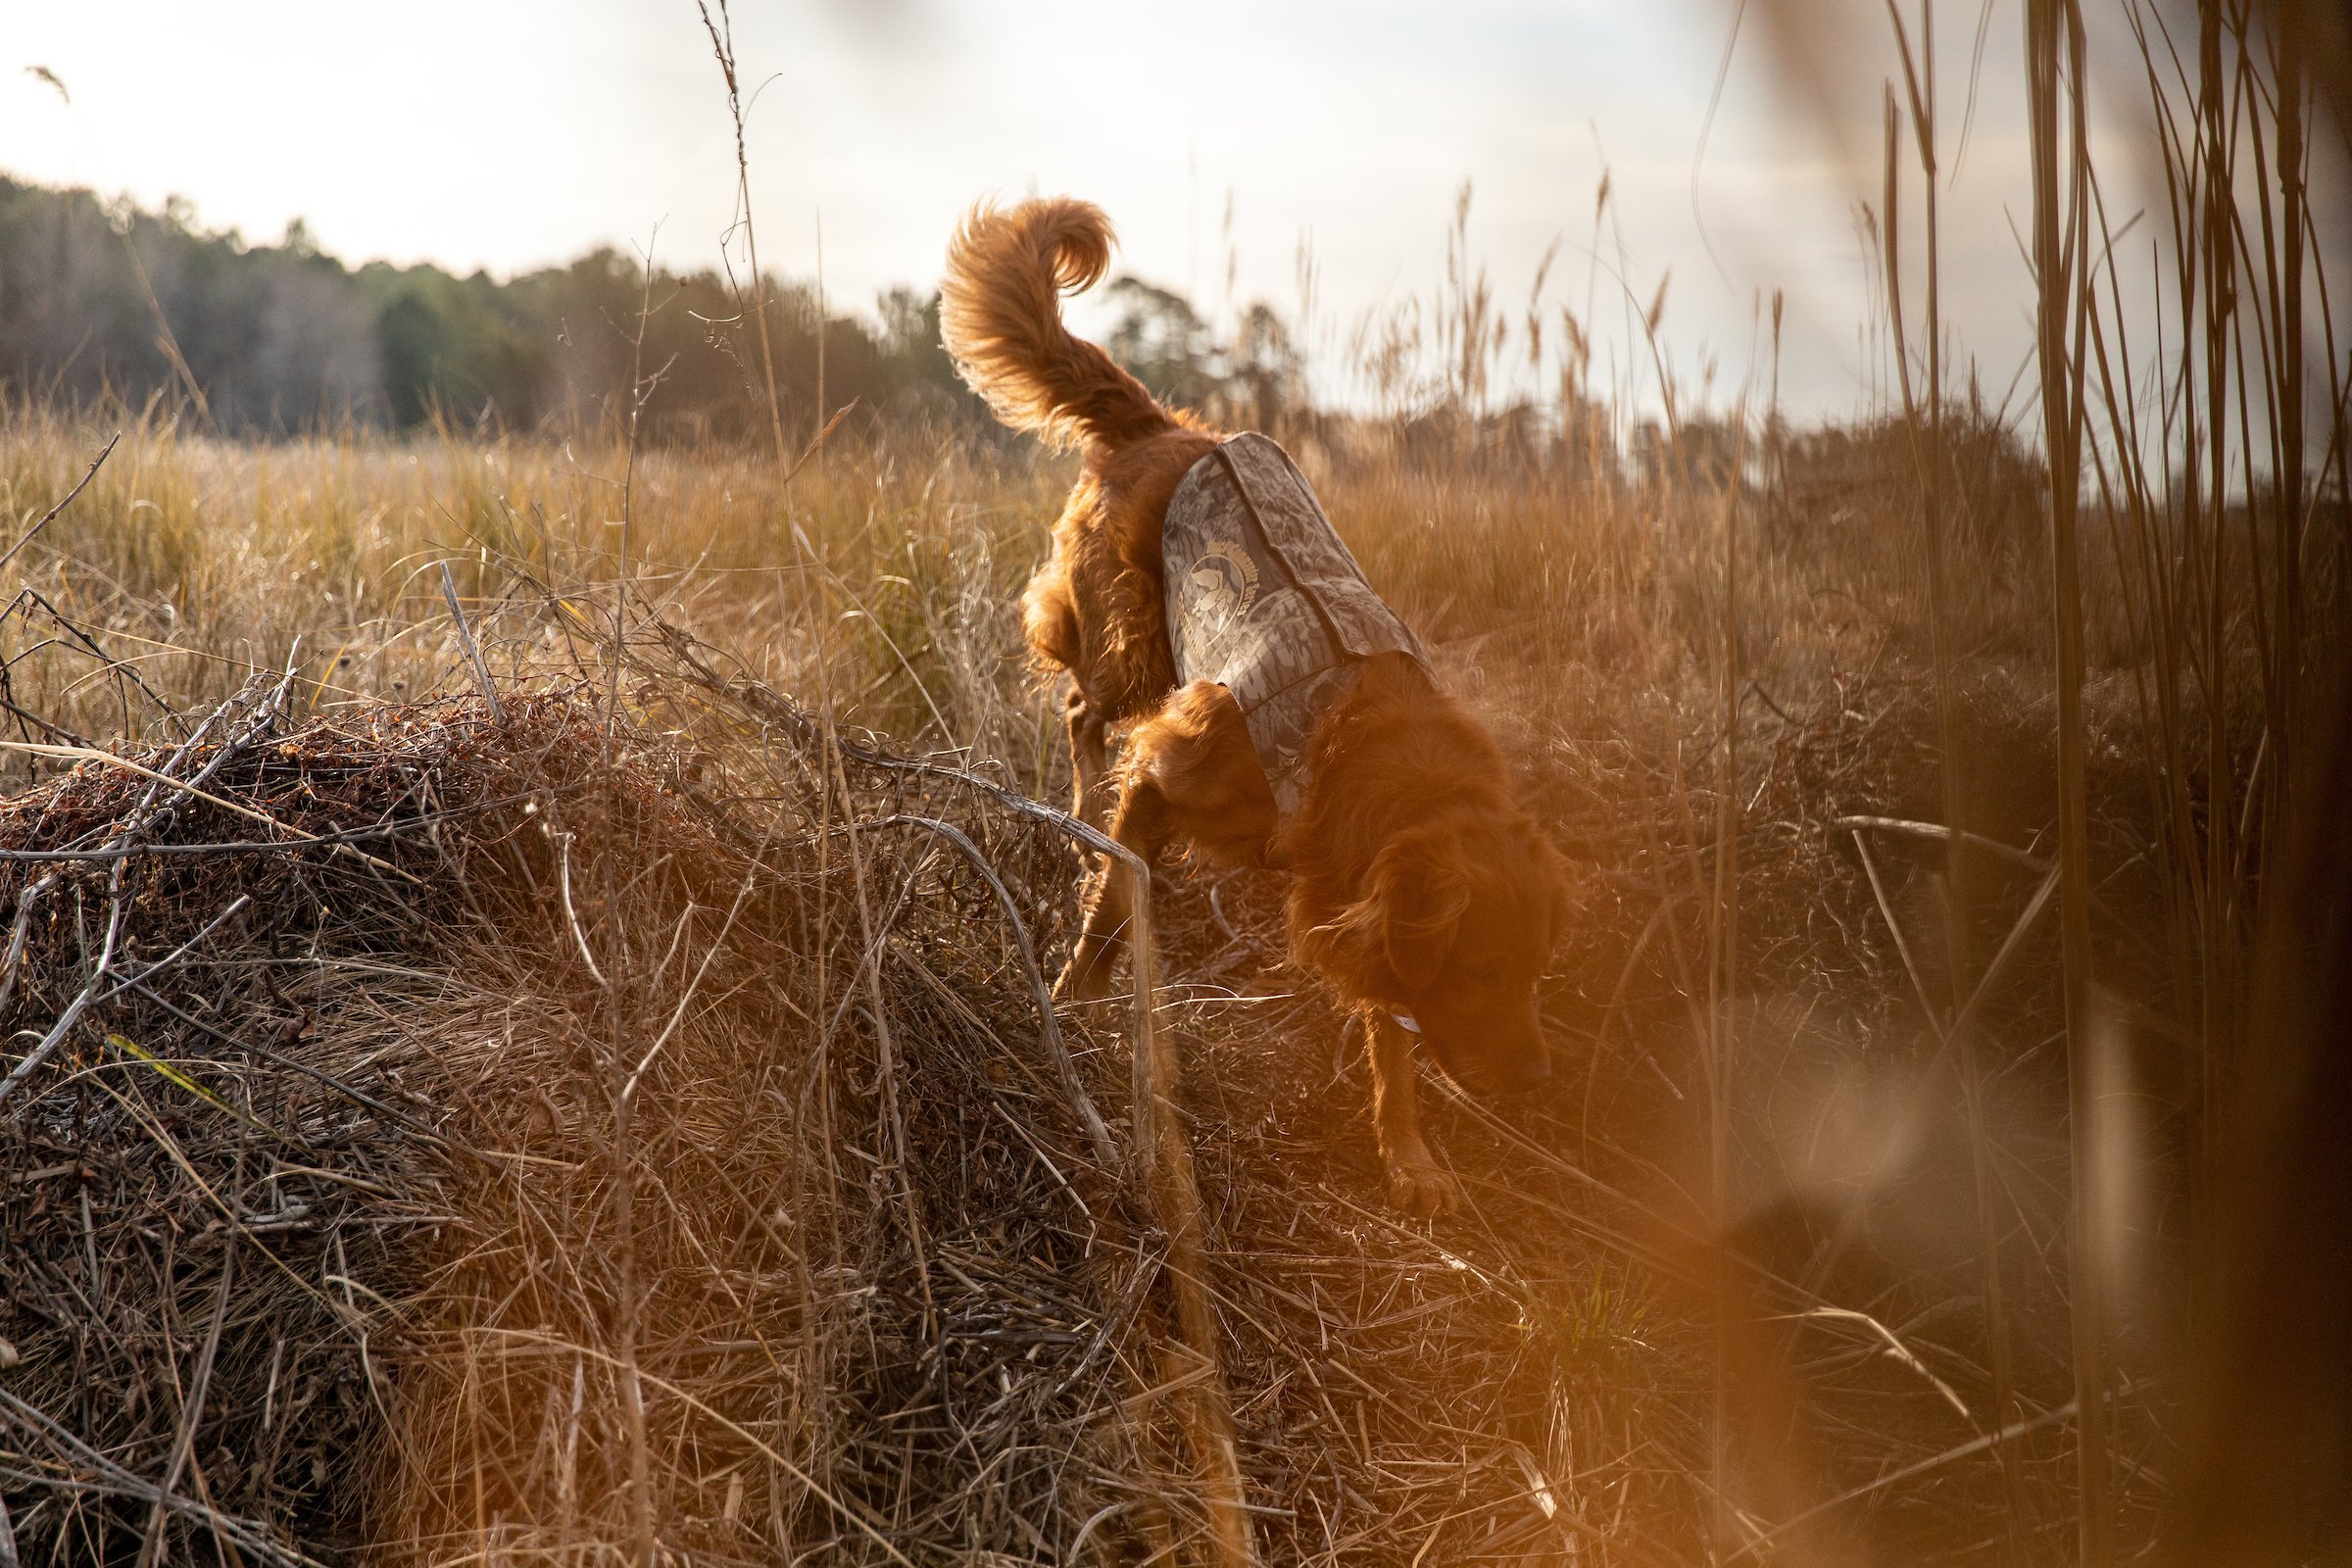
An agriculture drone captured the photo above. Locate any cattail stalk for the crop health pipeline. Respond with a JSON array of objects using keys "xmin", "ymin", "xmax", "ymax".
[{"xmin": 2026, "ymin": 0, "xmax": 2111, "ymax": 1558}]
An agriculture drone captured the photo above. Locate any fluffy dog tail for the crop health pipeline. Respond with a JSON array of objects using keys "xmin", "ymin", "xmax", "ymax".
[{"xmin": 941, "ymin": 198, "xmax": 1177, "ymax": 453}]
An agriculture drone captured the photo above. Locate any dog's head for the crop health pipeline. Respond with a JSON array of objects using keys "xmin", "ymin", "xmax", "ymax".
[{"xmin": 1303, "ymin": 813, "xmax": 1565, "ymax": 1094}]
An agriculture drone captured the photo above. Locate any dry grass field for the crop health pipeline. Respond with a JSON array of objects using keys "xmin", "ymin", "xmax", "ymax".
[
  {"xmin": 0, "ymin": 4, "xmax": 2345, "ymax": 1565},
  {"xmin": 0, "ymin": 362, "xmax": 2328, "ymax": 1564}
]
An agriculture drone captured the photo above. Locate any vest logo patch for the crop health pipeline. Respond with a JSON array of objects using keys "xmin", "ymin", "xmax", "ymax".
[{"xmin": 1188, "ymin": 538, "xmax": 1260, "ymax": 628}]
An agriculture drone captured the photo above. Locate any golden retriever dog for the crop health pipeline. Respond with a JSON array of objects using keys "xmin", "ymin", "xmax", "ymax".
[{"xmin": 941, "ymin": 196, "xmax": 1563, "ymax": 1216}]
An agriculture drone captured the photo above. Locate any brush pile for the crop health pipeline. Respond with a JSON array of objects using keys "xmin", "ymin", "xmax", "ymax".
[
  {"xmin": 0, "ymin": 651, "xmax": 1184, "ymax": 1563},
  {"xmin": 2, "ymin": 603, "xmax": 1998, "ymax": 1566}
]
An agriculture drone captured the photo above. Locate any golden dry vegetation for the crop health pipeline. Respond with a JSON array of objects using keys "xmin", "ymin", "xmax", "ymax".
[{"xmin": 0, "ymin": 1, "xmax": 2346, "ymax": 1563}]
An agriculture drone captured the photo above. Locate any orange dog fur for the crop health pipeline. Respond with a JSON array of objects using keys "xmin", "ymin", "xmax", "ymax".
[{"xmin": 941, "ymin": 196, "xmax": 1563, "ymax": 1215}]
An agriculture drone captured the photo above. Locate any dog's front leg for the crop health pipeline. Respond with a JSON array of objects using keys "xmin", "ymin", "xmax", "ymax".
[
  {"xmin": 1367, "ymin": 1010, "xmax": 1462, "ymax": 1217},
  {"xmin": 1064, "ymin": 683, "xmax": 1272, "ymax": 1001},
  {"xmin": 1065, "ymin": 683, "xmax": 1111, "ymax": 829},
  {"xmin": 1060, "ymin": 777, "xmax": 1168, "ymax": 1003}
]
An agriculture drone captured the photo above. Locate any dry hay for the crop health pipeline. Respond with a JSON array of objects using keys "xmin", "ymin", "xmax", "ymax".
[
  {"xmin": 0, "ymin": 666, "xmax": 1165, "ymax": 1564},
  {"xmin": 0, "ymin": 598, "xmax": 2015, "ymax": 1566}
]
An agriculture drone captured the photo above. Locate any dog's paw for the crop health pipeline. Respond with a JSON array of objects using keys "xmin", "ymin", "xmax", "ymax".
[
  {"xmin": 1383, "ymin": 1156, "xmax": 1463, "ymax": 1218},
  {"xmin": 1057, "ymin": 946, "xmax": 1116, "ymax": 1004}
]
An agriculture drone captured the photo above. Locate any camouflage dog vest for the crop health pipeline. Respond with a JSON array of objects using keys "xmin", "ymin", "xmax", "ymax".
[{"xmin": 1161, "ymin": 433, "xmax": 1429, "ymax": 812}]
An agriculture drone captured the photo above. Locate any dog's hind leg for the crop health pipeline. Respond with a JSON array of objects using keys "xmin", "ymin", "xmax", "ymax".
[
  {"xmin": 1060, "ymin": 681, "xmax": 1278, "ymax": 1002},
  {"xmin": 1022, "ymin": 563, "xmax": 1105, "ymax": 824}
]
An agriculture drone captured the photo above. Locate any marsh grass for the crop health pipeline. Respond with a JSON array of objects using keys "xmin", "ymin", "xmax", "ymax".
[
  {"xmin": 0, "ymin": 3, "xmax": 2344, "ymax": 1550},
  {"xmin": 0, "ymin": 363, "xmax": 2262, "ymax": 1561}
]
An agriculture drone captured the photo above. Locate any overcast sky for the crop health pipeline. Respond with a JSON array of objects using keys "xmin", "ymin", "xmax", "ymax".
[{"xmin": 4, "ymin": 0, "xmax": 2330, "ymax": 421}]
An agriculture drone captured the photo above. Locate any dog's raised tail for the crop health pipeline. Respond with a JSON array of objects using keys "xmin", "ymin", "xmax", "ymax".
[{"xmin": 941, "ymin": 198, "xmax": 1175, "ymax": 453}]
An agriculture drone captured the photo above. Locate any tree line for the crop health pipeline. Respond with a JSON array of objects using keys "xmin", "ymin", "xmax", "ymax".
[
  {"xmin": 0, "ymin": 171, "xmax": 2026, "ymax": 512},
  {"xmin": 0, "ymin": 173, "xmax": 984, "ymax": 442}
]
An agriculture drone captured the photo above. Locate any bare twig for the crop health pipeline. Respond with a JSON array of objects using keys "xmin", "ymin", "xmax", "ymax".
[
  {"xmin": 1837, "ymin": 813, "xmax": 2052, "ymax": 874},
  {"xmin": 0, "ymin": 889, "xmax": 127, "ymax": 1107},
  {"xmin": 440, "ymin": 562, "xmax": 508, "ymax": 723},
  {"xmin": 135, "ymin": 1195, "xmax": 238, "ymax": 1568},
  {"xmin": 0, "ymin": 1391, "xmax": 311, "ymax": 1566},
  {"xmin": 0, "ymin": 433, "xmax": 118, "ymax": 576},
  {"xmin": 0, "ymin": 741, "xmax": 417, "ymax": 883},
  {"xmin": 859, "ymin": 813, "xmax": 1116, "ymax": 1169}
]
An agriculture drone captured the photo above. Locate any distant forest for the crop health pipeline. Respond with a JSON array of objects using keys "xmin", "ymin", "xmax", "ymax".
[
  {"xmin": 0, "ymin": 173, "xmax": 992, "ymax": 441},
  {"xmin": 0, "ymin": 174, "xmax": 1332, "ymax": 446}
]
